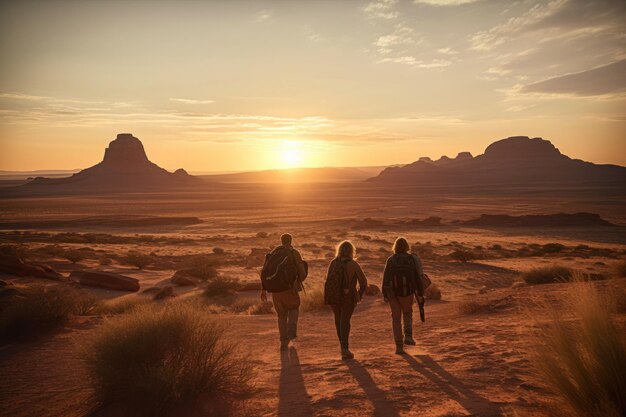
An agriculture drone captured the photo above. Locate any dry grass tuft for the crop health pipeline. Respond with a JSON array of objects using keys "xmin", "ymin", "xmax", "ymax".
[
  {"xmin": 91, "ymin": 297, "xmax": 150, "ymax": 315},
  {"xmin": 123, "ymin": 251, "xmax": 153, "ymax": 270},
  {"xmin": 204, "ymin": 278, "xmax": 241, "ymax": 299},
  {"xmin": 301, "ymin": 285, "xmax": 326, "ymax": 311},
  {"xmin": 0, "ymin": 284, "xmax": 95, "ymax": 342},
  {"xmin": 86, "ymin": 304, "xmax": 253, "ymax": 416},
  {"xmin": 186, "ymin": 255, "xmax": 220, "ymax": 281},
  {"xmin": 425, "ymin": 282, "xmax": 442, "ymax": 300},
  {"xmin": 530, "ymin": 273, "xmax": 626, "ymax": 416},
  {"xmin": 522, "ymin": 266, "xmax": 572, "ymax": 285},
  {"xmin": 247, "ymin": 301, "xmax": 274, "ymax": 315}
]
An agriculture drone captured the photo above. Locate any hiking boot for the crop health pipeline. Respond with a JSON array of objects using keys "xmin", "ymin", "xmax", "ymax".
[
  {"xmin": 404, "ymin": 336, "xmax": 416, "ymax": 346},
  {"xmin": 395, "ymin": 345, "xmax": 405, "ymax": 355},
  {"xmin": 341, "ymin": 348, "xmax": 354, "ymax": 360}
]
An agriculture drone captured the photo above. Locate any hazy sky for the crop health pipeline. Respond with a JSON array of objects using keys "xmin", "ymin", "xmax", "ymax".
[{"xmin": 1, "ymin": 0, "xmax": 625, "ymax": 172}]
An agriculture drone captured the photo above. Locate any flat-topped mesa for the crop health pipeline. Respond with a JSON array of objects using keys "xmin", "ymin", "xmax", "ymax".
[
  {"xmin": 101, "ymin": 133, "xmax": 151, "ymax": 169},
  {"xmin": 456, "ymin": 152, "xmax": 473, "ymax": 160},
  {"xmin": 484, "ymin": 136, "xmax": 564, "ymax": 160}
]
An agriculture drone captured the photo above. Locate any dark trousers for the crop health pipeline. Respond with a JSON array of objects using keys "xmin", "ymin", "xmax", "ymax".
[
  {"xmin": 389, "ymin": 295, "xmax": 414, "ymax": 345},
  {"xmin": 272, "ymin": 290, "xmax": 300, "ymax": 343},
  {"xmin": 331, "ymin": 303, "xmax": 355, "ymax": 349}
]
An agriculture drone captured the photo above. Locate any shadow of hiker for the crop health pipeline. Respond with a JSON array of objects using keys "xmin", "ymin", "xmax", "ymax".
[
  {"xmin": 278, "ymin": 347, "xmax": 314, "ymax": 417},
  {"xmin": 402, "ymin": 354, "xmax": 503, "ymax": 417},
  {"xmin": 345, "ymin": 360, "xmax": 401, "ymax": 417}
]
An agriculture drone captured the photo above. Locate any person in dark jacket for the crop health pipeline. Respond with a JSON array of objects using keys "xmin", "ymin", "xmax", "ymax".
[
  {"xmin": 326, "ymin": 240, "xmax": 368, "ymax": 359},
  {"xmin": 261, "ymin": 233, "xmax": 307, "ymax": 351},
  {"xmin": 382, "ymin": 237, "xmax": 425, "ymax": 354}
]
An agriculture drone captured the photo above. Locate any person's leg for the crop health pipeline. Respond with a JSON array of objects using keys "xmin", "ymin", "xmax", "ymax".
[
  {"xmin": 340, "ymin": 303, "xmax": 355, "ymax": 349},
  {"xmin": 399, "ymin": 295, "xmax": 415, "ymax": 345},
  {"xmin": 285, "ymin": 291, "xmax": 301, "ymax": 341},
  {"xmin": 332, "ymin": 305, "xmax": 342, "ymax": 341},
  {"xmin": 389, "ymin": 296, "xmax": 404, "ymax": 353},
  {"xmin": 272, "ymin": 292, "xmax": 289, "ymax": 349}
]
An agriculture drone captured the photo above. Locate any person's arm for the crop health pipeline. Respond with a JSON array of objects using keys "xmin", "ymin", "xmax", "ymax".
[
  {"xmin": 354, "ymin": 261, "xmax": 368, "ymax": 300},
  {"xmin": 292, "ymin": 249, "xmax": 306, "ymax": 279},
  {"xmin": 382, "ymin": 257, "xmax": 392, "ymax": 300}
]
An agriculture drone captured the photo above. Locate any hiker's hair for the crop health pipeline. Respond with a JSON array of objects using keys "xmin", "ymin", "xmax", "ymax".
[
  {"xmin": 336, "ymin": 240, "xmax": 355, "ymax": 260},
  {"xmin": 393, "ymin": 237, "xmax": 410, "ymax": 254},
  {"xmin": 280, "ymin": 233, "xmax": 293, "ymax": 246}
]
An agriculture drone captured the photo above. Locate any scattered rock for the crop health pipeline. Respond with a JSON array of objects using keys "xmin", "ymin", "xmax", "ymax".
[
  {"xmin": 0, "ymin": 255, "xmax": 65, "ymax": 281},
  {"xmin": 171, "ymin": 270, "xmax": 199, "ymax": 286},
  {"xmin": 71, "ymin": 270, "xmax": 139, "ymax": 292}
]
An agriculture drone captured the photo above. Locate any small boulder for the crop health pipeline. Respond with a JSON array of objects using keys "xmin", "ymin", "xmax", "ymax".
[
  {"xmin": 71, "ymin": 270, "xmax": 139, "ymax": 292},
  {"xmin": 365, "ymin": 284, "xmax": 380, "ymax": 296},
  {"xmin": 0, "ymin": 255, "xmax": 64, "ymax": 281},
  {"xmin": 171, "ymin": 270, "xmax": 199, "ymax": 286},
  {"xmin": 154, "ymin": 285, "xmax": 175, "ymax": 300}
]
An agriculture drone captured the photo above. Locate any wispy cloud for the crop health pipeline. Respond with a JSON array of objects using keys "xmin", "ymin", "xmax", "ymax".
[
  {"xmin": 364, "ymin": 0, "xmax": 399, "ymax": 20},
  {"xmin": 414, "ymin": 0, "xmax": 478, "ymax": 6},
  {"xmin": 377, "ymin": 56, "xmax": 452, "ymax": 68},
  {"xmin": 254, "ymin": 10, "xmax": 272, "ymax": 23},
  {"xmin": 169, "ymin": 98, "xmax": 215, "ymax": 105}
]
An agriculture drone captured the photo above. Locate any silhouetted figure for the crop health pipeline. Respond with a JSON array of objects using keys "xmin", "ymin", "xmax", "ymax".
[
  {"xmin": 261, "ymin": 233, "xmax": 307, "ymax": 351},
  {"xmin": 324, "ymin": 240, "xmax": 368, "ymax": 359},
  {"xmin": 382, "ymin": 237, "xmax": 425, "ymax": 354}
]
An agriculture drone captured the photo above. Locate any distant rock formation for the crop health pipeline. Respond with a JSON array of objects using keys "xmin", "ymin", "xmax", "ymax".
[
  {"xmin": 370, "ymin": 136, "xmax": 626, "ymax": 187},
  {"xmin": 20, "ymin": 133, "xmax": 199, "ymax": 192}
]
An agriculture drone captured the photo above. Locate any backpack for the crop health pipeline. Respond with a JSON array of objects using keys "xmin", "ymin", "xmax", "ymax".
[
  {"xmin": 261, "ymin": 247, "xmax": 301, "ymax": 293},
  {"xmin": 324, "ymin": 259, "xmax": 347, "ymax": 305},
  {"xmin": 389, "ymin": 254, "xmax": 418, "ymax": 297}
]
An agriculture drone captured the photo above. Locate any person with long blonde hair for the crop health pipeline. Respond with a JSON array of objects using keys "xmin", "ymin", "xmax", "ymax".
[
  {"xmin": 382, "ymin": 237, "xmax": 425, "ymax": 354},
  {"xmin": 324, "ymin": 240, "xmax": 368, "ymax": 359}
]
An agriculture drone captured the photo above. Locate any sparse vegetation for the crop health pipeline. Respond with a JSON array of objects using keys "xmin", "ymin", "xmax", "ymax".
[
  {"xmin": 425, "ymin": 282, "xmax": 442, "ymax": 300},
  {"xmin": 99, "ymin": 256, "xmax": 112, "ymax": 266},
  {"xmin": 186, "ymin": 255, "xmax": 219, "ymax": 281},
  {"xmin": 247, "ymin": 301, "xmax": 274, "ymax": 315},
  {"xmin": 522, "ymin": 266, "xmax": 572, "ymax": 285},
  {"xmin": 124, "ymin": 251, "xmax": 153, "ymax": 270},
  {"xmin": 92, "ymin": 297, "xmax": 150, "ymax": 315},
  {"xmin": 530, "ymin": 275, "xmax": 626, "ymax": 417},
  {"xmin": 255, "ymin": 231, "xmax": 268, "ymax": 238},
  {"xmin": 63, "ymin": 249, "xmax": 87, "ymax": 264},
  {"xmin": 301, "ymin": 285, "xmax": 326, "ymax": 311},
  {"xmin": 0, "ymin": 244, "xmax": 29, "ymax": 258},
  {"xmin": 448, "ymin": 249, "xmax": 479, "ymax": 263},
  {"xmin": 230, "ymin": 299, "xmax": 255, "ymax": 314},
  {"xmin": 86, "ymin": 304, "xmax": 253, "ymax": 416},
  {"xmin": 0, "ymin": 285, "xmax": 95, "ymax": 342},
  {"xmin": 212, "ymin": 247, "xmax": 225, "ymax": 255},
  {"xmin": 204, "ymin": 278, "xmax": 241, "ymax": 298}
]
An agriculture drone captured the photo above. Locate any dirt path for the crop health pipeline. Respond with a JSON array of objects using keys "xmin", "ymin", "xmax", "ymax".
[{"xmin": 0, "ymin": 289, "xmax": 560, "ymax": 417}]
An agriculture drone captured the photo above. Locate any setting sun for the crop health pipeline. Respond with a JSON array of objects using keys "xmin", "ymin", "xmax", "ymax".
[{"xmin": 280, "ymin": 141, "xmax": 304, "ymax": 168}]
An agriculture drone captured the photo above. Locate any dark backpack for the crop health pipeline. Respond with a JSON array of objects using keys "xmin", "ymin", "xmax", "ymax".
[
  {"xmin": 324, "ymin": 259, "xmax": 347, "ymax": 305},
  {"xmin": 261, "ymin": 247, "xmax": 300, "ymax": 293},
  {"xmin": 390, "ymin": 254, "xmax": 418, "ymax": 297}
]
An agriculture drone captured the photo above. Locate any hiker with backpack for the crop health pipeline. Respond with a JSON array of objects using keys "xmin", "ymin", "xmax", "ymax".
[
  {"xmin": 324, "ymin": 240, "xmax": 368, "ymax": 360},
  {"xmin": 382, "ymin": 237, "xmax": 425, "ymax": 355},
  {"xmin": 260, "ymin": 233, "xmax": 308, "ymax": 351}
]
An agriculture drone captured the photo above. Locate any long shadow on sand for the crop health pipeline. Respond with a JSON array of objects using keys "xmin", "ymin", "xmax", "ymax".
[
  {"xmin": 278, "ymin": 347, "xmax": 313, "ymax": 417},
  {"xmin": 403, "ymin": 354, "xmax": 503, "ymax": 417},
  {"xmin": 345, "ymin": 360, "xmax": 401, "ymax": 417}
]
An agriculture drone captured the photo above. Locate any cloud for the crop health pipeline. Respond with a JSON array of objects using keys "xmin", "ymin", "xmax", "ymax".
[
  {"xmin": 414, "ymin": 0, "xmax": 478, "ymax": 6},
  {"xmin": 169, "ymin": 98, "xmax": 215, "ymax": 104},
  {"xmin": 521, "ymin": 59, "xmax": 626, "ymax": 97},
  {"xmin": 363, "ymin": 0, "xmax": 399, "ymax": 20},
  {"xmin": 377, "ymin": 56, "xmax": 452, "ymax": 68},
  {"xmin": 254, "ymin": 10, "xmax": 272, "ymax": 23},
  {"xmin": 437, "ymin": 47, "xmax": 458, "ymax": 55},
  {"xmin": 0, "ymin": 92, "xmax": 50, "ymax": 101}
]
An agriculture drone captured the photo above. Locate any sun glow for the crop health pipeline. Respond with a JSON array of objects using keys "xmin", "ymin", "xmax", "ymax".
[{"xmin": 280, "ymin": 141, "xmax": 304, "ymax": 168}]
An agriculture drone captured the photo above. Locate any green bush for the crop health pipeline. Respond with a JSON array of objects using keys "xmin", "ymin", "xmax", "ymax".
[
  {"xmin": 0, "ymin": 285, "xmax": 95, "ymax": 342},
  {"xmin": 86, "ymin": 304, "xmax": 253, "ymax": 416},
  {"xmin": 530, "ymin": 275, "xmax": 626, "ymax": 416},
  {"xmin": 522, "ymin": 266, "xmax": 572, "ymax": 285}
]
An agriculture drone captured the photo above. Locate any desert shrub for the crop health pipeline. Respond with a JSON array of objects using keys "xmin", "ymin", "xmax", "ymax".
[
  {"xmin": 0, "ymin": 285, "xmax": 95, "ymax": 342},
  {"xmin": 301, "ymin": 285, "xmax": 326, "ymax": 311},
  {"xmin": 92, "ymin": 297, "xmax": 150, "ymax": 315},
  {"xmin": 86, "ymin": 304, "xmax": 253, "ymax": 416},
  {"xmin": 204, "ymin": 278, "xmax": 241, "ymax": 298},
  {"xmin": 255, "ymin": 231, "xmax": 268, "ymax": 239},
  {"xmin": 490, "ymin": 244, "xmax": 502, "ymax": 251},
  {"xmin": 230, "ymin": 299, "xmax": 255, "ymax": 314},
  {"xmin": 448, "ymin": 249, "xmax": 478, "ymax": 263},
  {"xmin": 247, "ymin": 301, "xmax": 274, "ymax": 315},
  {"xmin": 212, "ymin": 247, "xmax": 225, "ymax": 255},
  {"xmin": 542, "ymin": 243, "xmax": 566, "ymax": 254},
  {"xmin": 186, "ymin": 255, "xmax": 219, "ymax": 281},
  {"xmin": 99, "ymin": 256, "xmax": 112, "ymax": 266},
  {"xmin": 37, "ymin": 244, "xmax": 66, "ymax": 257},
  {"xmin": 457, "ymin": 299, "xmax": 490, "ymax": 315},
  {"xmin": 613, "ymin": 261, "xmax": 626, "ymax": 278},
  {"xmin": 124, "ymin": 251, "xmax": 153, "ymax": 270},
  {"xmin": 63, "ymin": 249, "xmax": 86, "ymax": 264},
  {"xmin": 530, "ymin": 275, "xmax": 626, "ymax": 416},
  {"xmin": 425, "ymin": 282, "xmax": 442, "ymax": 300},
  {"xmin": 0, "ymin": 244, "xmax": 29, "ymax": 258},
  {"xmin": 522, "ymin": 266, "xmax": 572, "ymax": 285}
]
